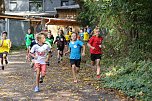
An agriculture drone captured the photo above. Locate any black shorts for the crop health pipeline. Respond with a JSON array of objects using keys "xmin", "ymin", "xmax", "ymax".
[
  {"xmin": 0, "ymin": 53, "xmax": 3, "ymax": 58},
  {"xmin": 57, "ymin": 47, "xmax": 64, "ymax": 51},
  {"xmin": 0, "ymin": 52, "xmax": 8, "ymax": 58},
  {"xmin": 70, "ymin": 59, "xmax": 81, "ymax": 68},
  {"xmin": 65, "ymin": 41, "xmax": 70, "ymax": 45},
  {"xmin": 3, "ymin": 51, "xmax": 8, "ymax": 55},
  {"xmin": 91, "ymin": 54, "xmax": 101, "ymax": 61}
]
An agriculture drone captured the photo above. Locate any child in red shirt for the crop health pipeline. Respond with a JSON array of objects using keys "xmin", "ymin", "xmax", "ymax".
[{"xmin": 87, "ymin": 28, "xmax": 103, "ymax": 79}]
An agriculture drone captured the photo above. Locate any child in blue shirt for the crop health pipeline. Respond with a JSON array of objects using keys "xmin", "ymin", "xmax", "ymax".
[{"xmin": 65, "ymin": 32, "xmax": 85, "ymax": 83}]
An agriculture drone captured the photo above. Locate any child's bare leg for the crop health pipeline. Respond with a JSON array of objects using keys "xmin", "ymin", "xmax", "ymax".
[
  {"xmin": 3, "ymin": 53, "xmax": 8, "ymax": 64},
  {"xmin": 91, "ymin": 60, "xmax": 96, "ymax": 71},
  {"xmin": 57, "ymin": 50, "xmax": 60, "ymax": 63},
  {"xmin": 72, "ymin": 64, "xmax": 77, "ymax": 82},
  {"xmin": 0, "ymin": 56, "xmax": 4, "ymax": 70},
  {"xmin": 96, "ymin": 59, "xmax": 101, "ymax": 75},
  {"xmin": 35, "ymin": 68, "xmax": 41, "ymax": 87}
]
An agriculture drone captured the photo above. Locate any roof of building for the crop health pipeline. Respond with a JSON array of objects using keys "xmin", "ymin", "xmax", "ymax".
[
  {"xmin": 55, "ymin": 4, "xmax": 80, "ymax": 10},
  {"xmin": 45, "ymin": 18, "xmax": 79, "ymax": 26},
  {"xmin": 4, "ymin": 11, "xmax": 57, "ymax": 17}
]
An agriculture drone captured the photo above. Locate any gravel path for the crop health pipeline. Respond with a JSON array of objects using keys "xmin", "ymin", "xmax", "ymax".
[{"xmin": 0, "ymin": 50, "xmax": 121, "ymax": 101}]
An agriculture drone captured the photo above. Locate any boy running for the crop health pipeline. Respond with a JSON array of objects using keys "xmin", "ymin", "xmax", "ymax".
[
  {"xmin": 0, "ymin": 31, "xmax": 11, "ymax": 70},
  {"xmin": 29, "ymin": 32, "xmax": 51, "ymax": 92},
  {"xmin": 87, "ymin": 28, "xmax": 103, "ymax": 79},
  {"xmin": 64, "ymin": 32, "xmax": 85, "ymax": 83}
]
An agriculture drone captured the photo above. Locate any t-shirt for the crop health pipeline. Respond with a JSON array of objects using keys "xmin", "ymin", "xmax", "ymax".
[
  {"xmin": 69, "ymin": 40, "xmax": 83, "ymax": 59},
  {"xmin": 0, "ymin": 39, "xmax": 11, "ymax": 53},
  {"xmin": 79, "ymin": 32, "xmax": 84, "ymax": 41},
  {"xmin": 83, "ymin": 32, "xmax": 89, "ymax": 41},
  {"xmin": 54, "ymin": 35, "xmax": 66, "ymax": 48},
  {"xmin": 87, "ymin": 28, "xmax": 92, "ymax": 34},
  {"xmin": 30, "ymin": 39, "xmax": 37, "ymax": 49},
  {"xmin": 68, "ymin": 31, "xmax": 72, "ymax": 37},
  {"xmin": 30, "ymin": 43, "xmax": 51, "ymax": 64},
  {"xmin": 64, "ymin": 34, "xmax": 70, "ymax": 41},
  {"xmin": 46, "ymin": 36, "xmax": 54, "ymax": 46},
  {"xmin": 25, "ymin": 33, "xmax": 34, "ymax": 48},
  {"xmin": 88, "ymin": 36, "xmax": 103, "ymax": 54}
]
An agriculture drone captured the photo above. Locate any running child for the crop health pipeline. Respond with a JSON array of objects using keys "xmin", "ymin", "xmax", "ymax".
[
  {"xmin": 25, "ymin": 28, "xmax": 35, "ymax": 60},
  {"xmin": 87, "ymin": 28, "xmax": 103, "ymax": 79},
  {"xmin": 64, "ymin": 32, "xmax": 85, "ymax": 83},
  {"xmin": 29, "ymin": 32, "xmax": 51, "ymax": 92},
  {"xmin": 54, "ymin": 29, "xmax": 67, "ymax": 63},
  {"xmin": 0, "ymin": 31, "xmax": 11, "ymax": 70},
  {"xmin": 45, "ymin": 31, "xmax": 54, "ymax": 65},
  {"xmin": 45, "ymin": 30, "xmax": 54, "ymax": 47}
]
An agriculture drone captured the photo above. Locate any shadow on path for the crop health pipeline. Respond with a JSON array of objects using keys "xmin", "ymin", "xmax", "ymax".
[{"xmin": 0, "ymin": 50, "xmax": 121, "ymax": 101}]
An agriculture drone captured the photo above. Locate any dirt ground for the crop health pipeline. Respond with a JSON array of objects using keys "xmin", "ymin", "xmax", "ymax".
[{"xmin": 0, "ymin": 50, "xmax": 121, "ymax": 101}]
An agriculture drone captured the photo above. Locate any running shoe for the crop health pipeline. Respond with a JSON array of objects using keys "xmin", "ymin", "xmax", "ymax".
[
  {"xmin": 39, "ymin": 77, "xmax": 43, "ymax": 83},
  {"xmin": 34, "ymin": 86, "xmax": 40, "ymax": 92},
  {"xmin": 46, "ymin": 62, "xmax": 50, "ymax": 66},
  {"xmin": 96, "ymin": 75, "xmax": 101, "ymax": 79},
  {"xmin": 5, "ymin": 60, "xmax": 8, "ymax": 65},
  {"xmin": 74, "ymin": 80, "xmax": 78, "ymax": 83},
  {"xmin": 30, "ymin": 63, "xmax": 34, "ymax": 68},
  {"xmin": 58, "ymin": 60, "xmax": 60, "ymax": 63},
  {"xmin": 1, "ymin": 66, "xmax": 4, "ymax": 70}
]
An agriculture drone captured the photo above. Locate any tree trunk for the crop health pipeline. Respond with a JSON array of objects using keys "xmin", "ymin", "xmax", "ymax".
[{"xmin": 0, "ymin": 0, "xmax": 5, "ymax": 14}]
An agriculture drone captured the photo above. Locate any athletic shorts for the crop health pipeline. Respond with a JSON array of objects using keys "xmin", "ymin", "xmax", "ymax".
[
  {"xmin": 65, "ymin": 41, "xmax": 70, "ymax": 45},
  {"xmin": 57, "ymin": 47, "xmax": 64, "ymax": 51},
  {"xmin": 0, "ymin": 51, "xmax": 8, "ymax": 58},
  {"xmin": 91, "ymin": 54, "xmax": 101, "ymax": 61},
  {"xmin": 34, "ymin": 63, "xmax": 47, "ymax": 75},
  {"xmin": 3, "ymin": 51, "xmax": 8, "ymax": 55},
  {"xmin": 0, "ymin": 53, "xmax": 3, "ymax": 58},
  {"xmin": 70, "ymin": 59, "xmax": 81, "ymax": 68}
]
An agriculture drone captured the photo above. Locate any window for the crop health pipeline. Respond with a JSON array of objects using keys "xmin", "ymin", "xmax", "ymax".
[
  {"xmin": 29, "ymin": 0, "xmax": 43, "ymax": 12},
  {"xmin": 61, "ymin": 0, "xmax": 69, "ymax": 6},
  {"xmin": 10, "ymin": 0, "xmax": 17, "ymax": 11}
]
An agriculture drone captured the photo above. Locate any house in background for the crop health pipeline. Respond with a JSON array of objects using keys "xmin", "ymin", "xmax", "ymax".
[{"xmin": 0, "ymin": 0, "xmax": 80, "ymax": 46}]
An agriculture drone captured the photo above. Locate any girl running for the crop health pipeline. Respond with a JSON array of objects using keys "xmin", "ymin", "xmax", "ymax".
[
  {"xmin": 64, "ymin": 32, "xmax": 85, "ymax": 83},
  {"xmin": 54, "ymin": 29, "xmax": 67, "ymax": 63},
  {"xmin": 25, "ymin": 28, "xmax": 34, "ymax": 61}
]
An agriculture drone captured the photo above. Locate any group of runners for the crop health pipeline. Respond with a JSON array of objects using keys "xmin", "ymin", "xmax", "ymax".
[{"xmin": 0, "ymin": 26, "xmax": 103, "ymax": 92}]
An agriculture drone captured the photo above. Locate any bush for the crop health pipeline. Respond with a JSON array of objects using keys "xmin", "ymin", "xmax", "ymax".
[{"xmin": 101, "ymin": 59, "xmax": 152, "ymax": 101}]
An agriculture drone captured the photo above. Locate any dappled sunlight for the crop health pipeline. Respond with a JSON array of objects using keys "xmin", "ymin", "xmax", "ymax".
[
  {"xmin": 0, "ymin": 70, "xmax": 12, "ymax": 75},
  {"xmin": 9, "ymin": 54, "xmax": 25, "ymax": 57},
  {"xmin": 0, "ymin": 50, "xmax": 121, "ymax": 100},
  {"xmin": 9, "ymin": 61, "xmax": 27, "ymax": 64},
  {"xmin": 0, "ymin": 90, "xmax": 22, "ymax": 97}
]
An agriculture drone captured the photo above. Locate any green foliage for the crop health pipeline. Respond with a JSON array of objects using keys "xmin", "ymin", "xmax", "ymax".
[
  {"xmin": 77, "ymin": 0, "xmax": 152, "ymax": 100},
  {"xmin": 11, "ymin": 45, "xmax": 26, "ymax": 51},
  {"xmin": 101, "ymin": 59, "xmax": 152, "ymax": 100}
]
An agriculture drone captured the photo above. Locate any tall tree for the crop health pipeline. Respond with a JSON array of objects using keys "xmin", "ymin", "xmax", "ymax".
[{"xmin": 0, "ymin": 0, "xmax": 5, "ymax": 14}]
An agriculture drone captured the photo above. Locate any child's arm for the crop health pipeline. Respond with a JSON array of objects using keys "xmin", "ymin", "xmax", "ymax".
[
  {"xmin": 9, "ymin": 40, "xmax": 12, "ymax": 49},
  {"xmin": 82, "ymin": 45, "xmax": 85, "ymax": 56},
  {"xmin": 45, "ymin": 51, "xmax": 51, "ymax": 63},
  {"xmin": 0, "ymin": 40, "xmax": 4, "ymax": 47},
  {"xmin": 87, "ymin": 43, "xmax": 95, "ymax": 50},
  {"xmin": 64, "ymin": 49, "xmax": 70, "ymax": 56}
]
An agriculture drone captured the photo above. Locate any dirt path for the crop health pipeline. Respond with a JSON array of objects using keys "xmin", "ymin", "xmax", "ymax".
[{"xmin": 0, "ymin": 50, "xmax": 121, "ymax": 101}]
